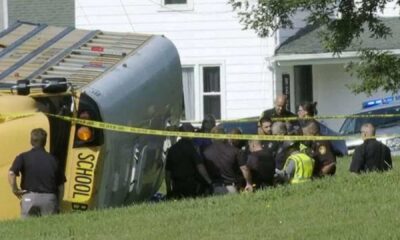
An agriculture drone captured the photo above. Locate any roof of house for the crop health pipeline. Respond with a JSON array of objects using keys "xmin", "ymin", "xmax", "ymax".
[{"xmin": 275, "ymin": 17, "xmax": 400, "ymax": 55}]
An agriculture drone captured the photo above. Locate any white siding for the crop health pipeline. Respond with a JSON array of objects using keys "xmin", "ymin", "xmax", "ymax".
[
  {"xmin": 377, "ymin": 1, "xmax": 400, "ymax": 16},
  {"xmin": 76, "ymin": 0, "xmax": 276, "ymax": 121}
]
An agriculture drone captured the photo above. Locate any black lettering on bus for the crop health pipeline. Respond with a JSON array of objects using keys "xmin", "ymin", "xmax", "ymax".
[
  {"xmin": 74, "ymin": 184, "xmax": 91, "ymax": 193},
  {"xmin": 75, "ymin": 175, "xmax": 92, "ymax": 184},
  {"xmin": 73, "ymin": 191, "xmax": 89, "ymax": 198},
  {"xmin": 76, "ymin": 167, "xmax": 93, "ymax": 177},
  {"xmin": 72, "ymin": 153, "xmax": 96, "ymax": 202},
  {"xmin": 77, "ymin": 160, "xmax": 94, "ymax": 169},
  {"xmin": 77, "ymin": 153, "xmax": 95, "ymax": 161}
]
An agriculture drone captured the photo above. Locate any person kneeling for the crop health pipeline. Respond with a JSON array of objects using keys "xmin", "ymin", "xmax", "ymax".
[
  {"xmin": 275, "ymin": 142, "xmax": 315, "ymax": 184},
  {"xmin": 302, "ymin": 121, "xmax": 336, "ymax": 177}
]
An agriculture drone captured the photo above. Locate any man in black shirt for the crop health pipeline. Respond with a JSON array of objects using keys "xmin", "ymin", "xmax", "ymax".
[
  {"xmin": 165, "ymin": 123, "xmax": 212, "ymax": 199},
  {"xmin": 302, "ymin": 120, "xmax": 336, "ymax": 176},
  {"xmin": 260, "ymin": 94, "xmax": 301, "ymax": 135},
  {"xmin": 203, "ymin": 127, "xmax": 253, "ymax": 194},
  {"xmin": 350, "ymin": 123, "xmax": 392, "ymax": 173},
  {"xmin": 247, "ymin": 140, "xmax": 275, "ymax": 189},
  {"xmin": 8, "ymin": 128, "xmax": 65, "ymax": 218},
  {"xmin": 258, "ymin": 116, "xmax": 273, "ymax": 136},
  {"xmin": 271, "ymin": 121, "xmax": 289, "ymax": 170},
  {"xmin": 193, "ymin": 114, "xmax": 216, "ymax": 155},
  {"xmin": 258, "ymin": 116, "xmax": 276, "ymax": 151}
]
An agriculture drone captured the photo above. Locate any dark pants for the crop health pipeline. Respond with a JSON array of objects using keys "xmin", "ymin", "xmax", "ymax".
[{"xmin": 171, "ymin": 179, "xmax": 203, "ymax": 199}]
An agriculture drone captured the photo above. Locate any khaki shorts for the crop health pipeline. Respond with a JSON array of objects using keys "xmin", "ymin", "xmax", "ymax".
[{"xmin": 21, "ymin": 192, "xmax": 58, "ymax": 218}]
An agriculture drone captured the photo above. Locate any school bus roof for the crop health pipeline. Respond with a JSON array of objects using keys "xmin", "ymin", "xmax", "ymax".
[{"xmin": 0, "ymin": 21, "xmax": 153, "ymax": 89}]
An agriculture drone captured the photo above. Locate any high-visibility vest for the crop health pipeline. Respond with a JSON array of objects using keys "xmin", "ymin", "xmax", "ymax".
[{"xmin": 285, "ymin": 152, "xmax": 314, "ymax": 184}]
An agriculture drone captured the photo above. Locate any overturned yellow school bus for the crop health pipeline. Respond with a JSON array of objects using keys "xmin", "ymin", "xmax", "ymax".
[{"xmin": 0, "ymin": 22, "xmax": 182, "ymax": 219}]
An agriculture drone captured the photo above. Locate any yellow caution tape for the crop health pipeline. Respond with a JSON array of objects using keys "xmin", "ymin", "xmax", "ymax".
[
  {"xmin": 0, "ymin": 109, "xmax": 400, "ymax": 123},
  {"xmin": 1, "ymin": 112, "xmax": 400, "ymax": 141},
  {"xmin": 46, "ymin": 113, "xmax": 355, "ymax": 141},
  {"xmin": 3, "ymin": 112, "xmax": 400, "ymax": 123}
]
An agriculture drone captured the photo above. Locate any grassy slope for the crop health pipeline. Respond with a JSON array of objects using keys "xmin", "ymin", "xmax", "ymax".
[{"xmin": 1, "ymin": 157, "xmax": 399, "ymax": 240}]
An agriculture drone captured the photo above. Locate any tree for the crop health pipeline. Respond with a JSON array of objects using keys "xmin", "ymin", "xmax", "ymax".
[{"xmin": 229, "ymin": 0, "xmax": 400, "ymax": 95}]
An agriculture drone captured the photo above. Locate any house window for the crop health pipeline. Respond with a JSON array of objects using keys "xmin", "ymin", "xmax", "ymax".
[
  {"xmin": 160, "ymin": 0, "xmax": 193, "ymax": 11},
  {"xmin": 164, "ymin": 0, "xmax": 186, "ymax": 4},
  {"xmin": 182, "ymin": 67, "xmax": 195, "ymax": 120},
  {"xmin": 202, "ymin": 66, "xmax": 221, "ymax": 119}
]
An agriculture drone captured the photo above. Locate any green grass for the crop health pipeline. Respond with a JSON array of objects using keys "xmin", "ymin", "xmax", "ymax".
[{"xmin": 1, "ymin": 157, "xmax": 399, "ymax": 240}]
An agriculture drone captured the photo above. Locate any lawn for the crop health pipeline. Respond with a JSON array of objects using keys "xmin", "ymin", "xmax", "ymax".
[{"xmin": 0, "ymin": 156, "xmax": 399, "ymax": 240}]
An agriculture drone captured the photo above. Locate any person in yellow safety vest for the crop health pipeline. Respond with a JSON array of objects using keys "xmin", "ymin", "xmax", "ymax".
[{"xmin": 275, "ymin": 142, "xmax": 315, "ymax": 184}]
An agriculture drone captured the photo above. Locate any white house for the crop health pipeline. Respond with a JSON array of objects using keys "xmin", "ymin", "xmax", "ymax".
[
  {"xmin": 272, "ymin": 4, "xmax": 400, "ymax": 130},
  {"xmin": 76, "ymin": 0, "xmax": 281, "ymax": 123},
  {"xmin": 0, "ymin": 0, "xmax": 398, "ymax": 130},
  {"xmin": 75, "ymin": 0, "xmax": 400, "ymax": 130}
]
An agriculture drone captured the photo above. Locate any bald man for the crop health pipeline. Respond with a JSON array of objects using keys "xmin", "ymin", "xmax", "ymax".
[
  {"xmin": 260, "ymin": 95, "xmax": 301, "ymax": 135},
  {"xmin": 350, "ymin": 123, "xmax": 392, "ymax": 173}
]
